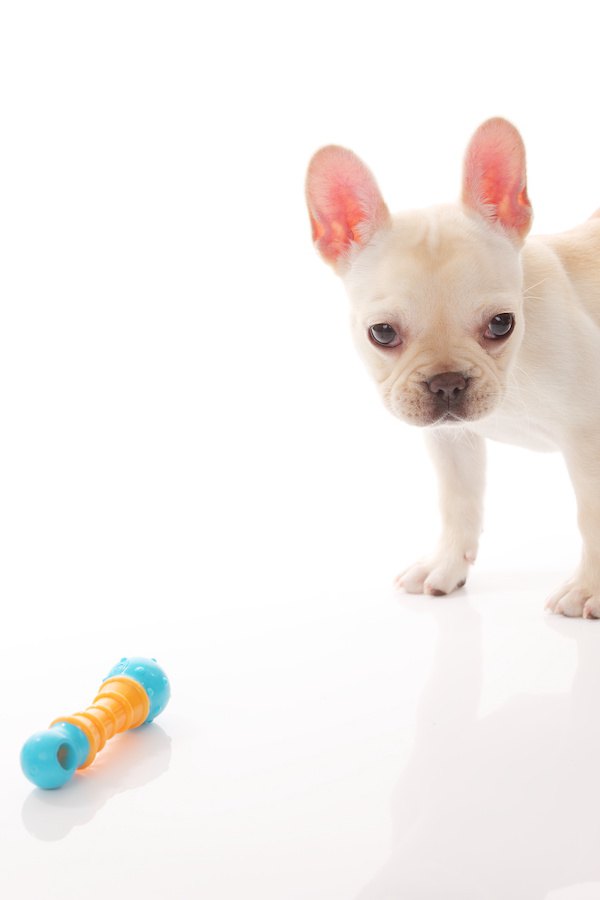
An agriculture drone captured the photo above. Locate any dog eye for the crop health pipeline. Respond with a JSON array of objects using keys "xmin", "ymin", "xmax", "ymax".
[
  {"xmin": 369, "ymin": 324, "xmax": 401, "ymax": 347},
  {"xmin": 485, "ymin": 313, "xmax": 515, "ymax": 339}
]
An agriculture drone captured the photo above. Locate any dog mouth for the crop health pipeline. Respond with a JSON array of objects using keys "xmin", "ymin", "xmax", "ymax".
[
  {"xmin": 387, "ymin": 387, "xmax": 500, "ymax": 427},
  {"xmin": 420, "ymin": 406, "xmax": 475, "ymax": 428},
  {"xmin": 431, "ymin": 410, "xmax": 466, "ymax": 425}
]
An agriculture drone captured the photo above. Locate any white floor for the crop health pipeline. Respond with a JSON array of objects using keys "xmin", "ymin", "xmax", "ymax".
[{"xmin": 5, "ymin": 561, "xmax": 600, "ymax": 899}]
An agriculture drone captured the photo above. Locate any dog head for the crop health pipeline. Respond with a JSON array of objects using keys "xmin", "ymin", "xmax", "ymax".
[{"xmin": 306, "ymin": 118, "xmax": 532, "ymax": 427}]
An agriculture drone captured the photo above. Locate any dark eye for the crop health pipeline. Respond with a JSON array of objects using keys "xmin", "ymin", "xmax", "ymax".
[
  {"xmin": 485, "ymin": 313, "xmax": 515, "ymax": 340},
  {"xmin": 369, "ymin": 323, "xmax": 401, "ymax": 347}
]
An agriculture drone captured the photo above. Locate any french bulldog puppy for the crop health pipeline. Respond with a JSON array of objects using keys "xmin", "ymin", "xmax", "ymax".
[{"xmin": 306, "ymin": 118, "xmax": 600, "ymax": 618}]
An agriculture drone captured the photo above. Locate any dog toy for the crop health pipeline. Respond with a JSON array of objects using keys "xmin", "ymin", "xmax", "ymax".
[{"xmin": 20, "ymin": 657, "xmax": 170, "ymax": 789}]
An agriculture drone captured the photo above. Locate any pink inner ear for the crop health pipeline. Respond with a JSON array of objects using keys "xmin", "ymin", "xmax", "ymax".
[
  {"xmin": 308, "ymin": 181, "xmax": 366, "ymax": 262},
  {"xmin": 306, "ymin": 146, "xmax": 388, "ymax": 265},
  {"xmin": 463, "ymin": 118, "xmax": 532, "ymax": 240}
]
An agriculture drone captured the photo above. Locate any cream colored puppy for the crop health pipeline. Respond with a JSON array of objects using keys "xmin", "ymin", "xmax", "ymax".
[{"xmin": 306, "ymin": 118, "xmax": 600, "ymax": 618}]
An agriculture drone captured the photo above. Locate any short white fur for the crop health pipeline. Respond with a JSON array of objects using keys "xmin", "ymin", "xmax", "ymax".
[{"xmin": 306, "ymin": 118, "xmax": 600, "ymax": 618}]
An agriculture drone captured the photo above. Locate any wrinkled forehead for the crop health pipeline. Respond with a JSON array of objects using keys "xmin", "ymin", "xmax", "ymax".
[{"xmin": 344, "ymin": 206, "xmax": 522, "ymax": 312}]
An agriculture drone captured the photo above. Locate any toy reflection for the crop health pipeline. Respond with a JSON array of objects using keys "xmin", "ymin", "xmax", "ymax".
[{"xmin": 22, "ymin": 722, "xmax": 171, "ymax": 841}]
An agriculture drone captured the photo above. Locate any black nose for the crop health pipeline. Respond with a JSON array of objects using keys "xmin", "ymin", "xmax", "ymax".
[{"xmin": 427, "ymin": 372, "xmax": 468, "ymax": 402}]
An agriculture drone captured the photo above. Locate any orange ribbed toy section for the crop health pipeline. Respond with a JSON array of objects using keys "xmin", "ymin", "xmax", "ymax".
[{"xmin": 50, "ymin": 676, "xmax": 150, "ymax": 768}]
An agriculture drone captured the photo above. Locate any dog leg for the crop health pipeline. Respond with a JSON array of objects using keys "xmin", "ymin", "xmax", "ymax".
[
  {"xmin": 395, "ymin": 429, "xmax": 485, "ymax": 596},
  {"xmin": 546, "ymin": 440, "xmax": 600, "ymax": 618}
]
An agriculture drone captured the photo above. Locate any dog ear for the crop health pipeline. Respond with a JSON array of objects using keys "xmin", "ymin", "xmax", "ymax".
[
  {"xmin": 462, "ymin": 118, "xmax": 532, "ymax": 243},
  {"xmin": 306, "ymin": 146, "xmax": 390, "ymax": 271}
]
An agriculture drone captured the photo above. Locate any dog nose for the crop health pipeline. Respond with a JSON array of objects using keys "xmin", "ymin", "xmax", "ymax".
[{"xmin": 427, "ymin": 372, "xmax": 468, "ymax": 402}]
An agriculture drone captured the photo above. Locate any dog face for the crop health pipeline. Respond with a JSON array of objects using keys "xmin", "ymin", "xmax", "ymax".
[
  {"xmin": 306, "ymin": 118, "xmax": 532, "ymax": 427},
  {"xmin": 344, "ymin": 205, "xmax": 526, "ymax": 426}
]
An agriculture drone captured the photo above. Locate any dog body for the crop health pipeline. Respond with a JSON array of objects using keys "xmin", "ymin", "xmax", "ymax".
[{"xmin": 306, "ymin": 119, "xmax": 600, "ymax": 618}]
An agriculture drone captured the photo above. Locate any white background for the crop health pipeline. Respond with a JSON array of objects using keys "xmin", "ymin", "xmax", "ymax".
[{"xmin": 1, "ymin": 2, "xmax": 599, "ymax": 898}]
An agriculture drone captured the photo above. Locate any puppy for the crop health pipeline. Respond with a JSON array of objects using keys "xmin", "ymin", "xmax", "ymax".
[{"xmin": 306, "ymin": 117, "xmax": 600, "ymax": 618}]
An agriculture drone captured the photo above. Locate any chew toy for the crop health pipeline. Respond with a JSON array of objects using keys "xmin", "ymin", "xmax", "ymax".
[{"xmin": 20, "ymin": 657, "xmax": 170, "ymax": 789}]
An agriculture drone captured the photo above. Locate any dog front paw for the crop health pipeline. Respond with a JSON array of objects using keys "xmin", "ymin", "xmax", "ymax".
[
  {"xmin": 395, "ymin": 551, "xmax": 473, "ymax": 597},
  {"xmin": 546, "ymin": 578, "xmax": 600, "ymax": 619}
]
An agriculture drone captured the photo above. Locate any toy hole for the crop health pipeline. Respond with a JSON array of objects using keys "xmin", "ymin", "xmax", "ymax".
[{"xmin": 56, "ymin": 743, "xmax": 75, "ymax": 771}]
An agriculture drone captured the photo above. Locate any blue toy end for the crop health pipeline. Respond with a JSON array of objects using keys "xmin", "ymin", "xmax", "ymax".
[
  {"xmin": 104, "ymin": 657, "xmax": 171, "ymax": 724},
  {"xmin": 20, "ymin": 723, "xmax": 90, "ymax": 789}
]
